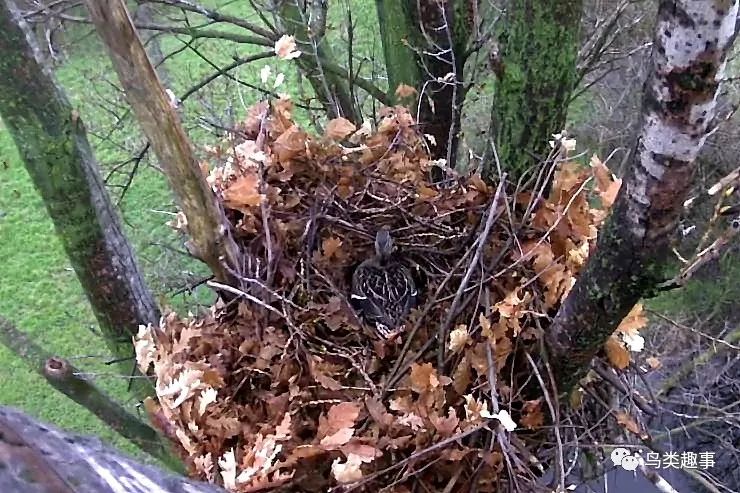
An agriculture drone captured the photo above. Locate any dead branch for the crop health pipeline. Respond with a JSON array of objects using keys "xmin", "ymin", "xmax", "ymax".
[{"xmin": 82, "ymin": 0, "xmax": 242, "ymax": 285}]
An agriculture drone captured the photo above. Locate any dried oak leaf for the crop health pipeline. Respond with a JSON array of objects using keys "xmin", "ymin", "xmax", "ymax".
[
  {"xmin": 325, "ymin": 118, "xmax": 357, "ymax": 140},
  {"xmin": 520, "ymin": 399, "xmax": 545, "ymax": 430},
  {"xmin": 318, "ymin": 402, "xmax": 361, "ymax": 448},
  {"xmin": 365, "ymin": 397, "xmax": 393, "ymax": 428},
  {"xmin": 222, "ymin": 173, "xmax": 264, "ymax": 211},
  {"xmin": 616, "ymin": 303, "xmax": 647, "ymax": 335},
  {"xmin": 321, "ymin": 236, "xmax": 343, "ymax": 259},
  {"xmin": 430, "ymin": 408, "xmax": 459, "ymax": 437},
  {"xmin": 331, "ymin": 453, "xmax": 364, "ymax": 484},
  {"xmin": 590, "ymin": 154, "xmax": 622, "ymax": 209},
  {"xmin": 616, "ymin": 411, "xmax": 645, "ymax": 438},
  {"xmin": 409, "ymin": 362, "xmax": 450, "ymax": 395},
  {"xmin": 272, "ymin": 125, "xmax": 307, "ymax": 163},
  {"xmin": 604, "ymin": 335, "xmax": 630, "ymax": 369},
  {"xmin": 394, "ymin": 83, "xmax": 418, "ymax": 99}
]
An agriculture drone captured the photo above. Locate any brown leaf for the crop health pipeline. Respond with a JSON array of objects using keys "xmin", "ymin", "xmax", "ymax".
[
  {"xmin": 520, "ymin": 399, "xmax": 545, "ymax": 430},
  {"xmin": 616, "ymin": 411, "xmax": 645, "ymax": 437},
  {"xmin": 315, "ymin": 372, "xmax": 343, "ymax": 391},
  {"xmin": 365, "ymin": 397, "xmax": 393, "ymax": 427},
  {"xmin": 322, "ymin": 237, "xmax": 343, "ymax": 259},
  {"xmin": 394, "ymin": 83, "xmax": 418, "ymax": 99},
  {"xmin": 222, "ymin": 173, "xmax": 264, "ymax": 210},
  {"xmin": 430, "ymin": 408, "xmax": 459, "ymax": 437},
  {"xmin": 646, "ymin": 356, "xmax": 662, "ymax": 369},
  {"xmin": 272, "ymin": 125, "xmax": 306, "ymax": 162},
  {"xmin": 410, "ymin": 362, "xmax": 439, "ymax": 394},
  {"xmin": 325, "ymin": 118, "xmax": 357, "ymax": 140},
  {"xmin": 320, "ymin": 427, "xmax": 355, "ymax": 448},
  {"xmin": 616, "ymin": 303, "xmax": 647, "ymax": 335},
  {"xmin": 318, "ymin": 402, "xmax": 361, "ymax": 448},
  {"xmin": 605, "ymin": 335, "xmax": 630, "ymax": 369},
  {"xmin": 328, "ymin": 402, "xmax": 361, "ymax": 429},
  {"xmin": 331, "ymin": 454, "xmax": 364, "ymax": 483}
]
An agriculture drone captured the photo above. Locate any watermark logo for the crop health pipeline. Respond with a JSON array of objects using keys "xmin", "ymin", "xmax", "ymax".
[{"xmin": 610, "ymin": 448, "xmax": 715, "ymax": 471}]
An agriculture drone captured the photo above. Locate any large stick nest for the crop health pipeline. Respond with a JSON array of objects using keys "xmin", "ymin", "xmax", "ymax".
[{"xmin": 136, "ymin": 99, "xmax": 625, "ymax": 492}]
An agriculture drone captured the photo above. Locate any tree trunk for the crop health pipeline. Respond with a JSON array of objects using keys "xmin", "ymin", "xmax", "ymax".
[
  {"xmin": 547, "ymin": 0, "xmax": 738, "ymax": 393},
  {"xmin": 375, "ymin": 0, "xmax": 471, "ymax": 166},
  {"xmin": 0, "ymin": 0, "xmax": 160, "ymax": 364},
  {"xmin": 133, "ymin": 1, "xmax": 172, "ymax": 86},
  {"xmin": 0, "ymin": 406, "xmax": 224, "ymax": 493},
  {"xmin": 278, "ymin": 0, "xmax": 361, "ymax": 123},
  {"xmin": 82, "ymin": 0, "xmax": 242, "ymax": 286},
  {"xmin": 487, "ymin": 0, "xmax": 583, "ymax": 181}
]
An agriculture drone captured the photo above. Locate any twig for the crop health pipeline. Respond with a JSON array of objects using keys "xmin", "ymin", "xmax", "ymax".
[
  {"xmin": 437, "ymin": 176, "xmax": 506, "ymax": 367},
  {"xmin": 0, "ymin": 316, "xmax": 179, "ymax": 469}
]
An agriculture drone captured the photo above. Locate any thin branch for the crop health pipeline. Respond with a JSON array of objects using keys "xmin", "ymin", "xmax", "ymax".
[{"xmin": 0, "ymin": 316, "xmax": 178, "ymax": 469}]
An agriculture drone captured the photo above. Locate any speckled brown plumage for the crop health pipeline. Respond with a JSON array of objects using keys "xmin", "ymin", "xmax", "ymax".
[{"xmin": 351, "ymin": 228, "xmax": 417, "ymax": 339}]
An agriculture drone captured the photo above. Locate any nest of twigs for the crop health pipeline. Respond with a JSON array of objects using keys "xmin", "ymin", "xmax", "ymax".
[{"xmin": 136, "ymin": 100, "xmax": 624, "ymax": 492}]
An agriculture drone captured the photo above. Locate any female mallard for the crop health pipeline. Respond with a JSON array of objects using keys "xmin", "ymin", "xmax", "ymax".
[{"xmin": 350, "ymin": 227, "xmax": 417, "ymax": 339}]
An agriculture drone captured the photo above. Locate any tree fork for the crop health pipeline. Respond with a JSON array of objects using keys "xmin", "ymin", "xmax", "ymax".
[{"xmin": 548, "ymin": 0, "xmax": 738, "ymax": 393}]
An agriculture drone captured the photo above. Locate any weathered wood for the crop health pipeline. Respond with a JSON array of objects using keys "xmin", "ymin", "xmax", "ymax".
[
  {"xmin": 0, "ymin": 0, "xmax": 160, "ymax": 365},
  {"xmin": 82, "ymin": 0, "xmax": 241, "ymax": 285},
  {"xmin": 548, "ymin": 0, "xmax": 738, "ymax": 392},
  {"xmin": 0, "ymin": 406, "xmax": 225, "ymax": 493}
]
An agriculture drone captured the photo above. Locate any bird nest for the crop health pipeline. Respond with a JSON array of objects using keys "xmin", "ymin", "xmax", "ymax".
[{"xmin": 135, "ymin": 99, "xmax": 623, "ymax": 492}]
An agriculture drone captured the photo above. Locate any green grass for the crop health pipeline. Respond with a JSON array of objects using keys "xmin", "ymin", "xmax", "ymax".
[{"xmin": 0, "ymin": 0, "xmax": 379, "ymax": 457}]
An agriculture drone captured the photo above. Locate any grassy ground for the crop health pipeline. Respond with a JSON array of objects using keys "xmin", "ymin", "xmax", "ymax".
[{"xmin": 0, "ymin": 0, "xmax": 379, "ymax": 456}]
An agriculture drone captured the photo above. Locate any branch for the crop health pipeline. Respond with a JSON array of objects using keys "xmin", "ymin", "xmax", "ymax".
[
  {"xmin": 82, "ymin": 0, "xmax": 242, "ymax": 285},
  {"xmin": 0, "ymin": 406, "xmax": 224, "ymax": 492},
  {"xmin": 547, "ymin": 1, "xmax": 739, "ymax": 393},
  {"xmin": 148, "ymin": 0, "xmax": 275, "ymax": 40},
  {"xmin": 57, "ymin": 13, "xmax": 273, "ymax": 45},
  {"xmin": 0, "ymin": 317, "xmax": 178, "ymax": 469}
]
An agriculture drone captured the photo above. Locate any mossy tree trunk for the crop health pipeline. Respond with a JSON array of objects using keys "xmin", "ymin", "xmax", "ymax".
[
  {"xmin": 486, "ymin": 0, "xmax": 583, "ymax": 181},
  {"xmin": 0, "ymin": 1, "xmax": 160, "ymax": 367},
  {"xmin": 548, "ymin": 0, "xmax": 738, "ymax": 393},
  {"xmin": 278, "ymin": 0, "xmax": 361, "ymax": 123},
  {"xmin": 375, "ymin": 0, "xmax": 471, "ymax": 166}
]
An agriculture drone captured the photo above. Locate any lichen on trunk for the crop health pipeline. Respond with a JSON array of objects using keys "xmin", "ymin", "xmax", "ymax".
[
  {"xmin": 548, "ymin": 0, "xmax": 738, "ymax": 393},
  {"xmin": 487, "ymin": 0, "xmax": 583, "ymax": 181},
  {"xmin": 0, "ymin": 2, "xmax": 160, "ymax": 374}
]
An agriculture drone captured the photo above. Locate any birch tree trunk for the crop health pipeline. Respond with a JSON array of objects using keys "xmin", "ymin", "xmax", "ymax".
[
  {"xmin": 0, "ymin": 0, "xmax": 160, "ymax": 365},
  {"xmin": 548, "ymin": 0, "xmax": 738, "ymax": 392}
]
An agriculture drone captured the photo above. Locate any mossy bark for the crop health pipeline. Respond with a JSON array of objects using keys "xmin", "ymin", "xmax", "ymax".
[
  {"xmin": 0, "ymin": 3, "xmax": 160, "ymax": 369},
  {"xmin": 375, "ymin": 0, "xmax": 422, "ymax": 99},
  {"xmin": 375, "ymin": 0, "xmax": 471, "ymax": 165},
  {"xmin": 548, "ymin": 0, "xmax": 738, "ymax": 393},
  {"xmin": 487, "ymin": 0, "xmax": 583, "ymax": 181},
  {"xmin": 278, "ymin": 0, "xmax": 361, "ymax": 123}
]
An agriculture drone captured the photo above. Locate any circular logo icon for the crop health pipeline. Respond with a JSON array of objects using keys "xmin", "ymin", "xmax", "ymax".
[{"xmin": 610, "ymin": 447, "xmax": 631, "ymax": 466}]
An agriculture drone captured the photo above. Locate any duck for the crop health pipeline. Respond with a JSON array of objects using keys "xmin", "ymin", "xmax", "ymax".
[{"xmin": 350, "ymin": 227, "xmax": 418, "ymax": 339}]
